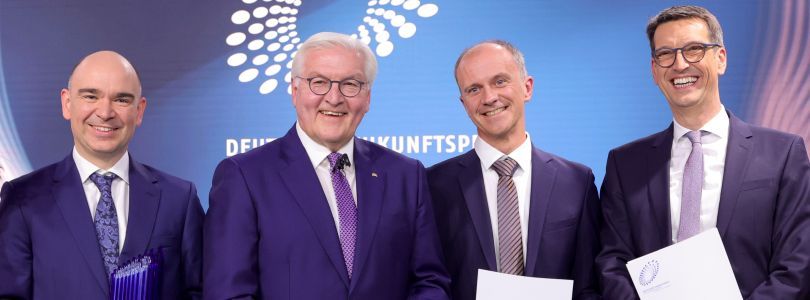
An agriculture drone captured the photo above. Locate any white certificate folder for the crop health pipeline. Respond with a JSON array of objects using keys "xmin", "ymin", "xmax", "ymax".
[
  {"xmin": 626, "ymin": 228, "xmax": 742, "ymax": 300},
  {"xmin": 476, "ymin": 269, "xmax": 572, "ymax": 300}
]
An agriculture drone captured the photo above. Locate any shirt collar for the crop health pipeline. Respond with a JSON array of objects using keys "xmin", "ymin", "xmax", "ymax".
[
  {"xmin": 474, "ymin": 133, "xmax": 533, "ymax": 172},
  {"xmin": 296, "ymin": 122, "xmax": 355, "ymax": 169},
  {"xmin": 673, "ymin": 105, "xmax": 730, "ymax": 140},
  {"xmin": 72, "ymin": 147, "xmax": 130, "ymax": 184}
]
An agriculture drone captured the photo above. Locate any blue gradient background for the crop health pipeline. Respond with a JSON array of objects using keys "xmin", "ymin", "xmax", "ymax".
[{"xmin": 0, "ymin": 0, "xmax": 777, "ymax": 208}]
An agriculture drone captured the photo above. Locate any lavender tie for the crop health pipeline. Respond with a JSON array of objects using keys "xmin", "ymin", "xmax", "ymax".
[
  {"xmin": 89, "ymin": 172, "xmax": 119, "ymax": 276},
  {"xmin": 677, "ymin": 131, "xmax": 703, "ymax": 241},
  {"xmin": 327, "ymin": 152, "xmax": 358, "ymax": 279},
  {"xmin": 492, "ymin": 157, "xmax": 524, "ymax": 275}
]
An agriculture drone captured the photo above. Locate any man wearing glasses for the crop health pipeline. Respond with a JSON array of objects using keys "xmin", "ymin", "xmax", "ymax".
[
  {"xmin": 203, "ymin": 32, "xmax": 450, "ymax": 299},
  {"xmin": 597, "ymin": 5, "xmax": 810, "ymax": 299}
]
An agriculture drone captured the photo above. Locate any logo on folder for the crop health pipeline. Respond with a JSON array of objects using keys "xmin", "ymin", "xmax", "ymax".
[
  {"xmin": 224, "ymin": 0, "xmax": 440, "ymax": 95},
  {"xmin": 639, "ymin": 259, "xmax": 660, "ymax": 286}
]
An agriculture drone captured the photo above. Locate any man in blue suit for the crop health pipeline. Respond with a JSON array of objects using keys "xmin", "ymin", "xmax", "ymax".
[
  {"xmin": 427, "ymin": 41, "xmax": 601, "ymax": 300},
  {"xmin": 597, "ymin": 6, "xmax": 810, "ymax": 299},
  {"xmin": 203, "ymin": 32, "xmax": 450, "ymax": 299},
  {"xmin": 0, "ymin": 51, "xmax": 204, "ymax": 299}
]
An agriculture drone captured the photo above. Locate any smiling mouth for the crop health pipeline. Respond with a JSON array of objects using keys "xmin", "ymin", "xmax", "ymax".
[
  {"xmin": 320, "ymin": 110, "xmax": 346, "ymax": 117},
  {"xmin": 672, "ymin": 76, "xmax": 698, "ymax": 88},
  {"xmin": 482, "ymin": 106, "xmax": 507, "ymax": 116},
  {"xmin": 91, "ymin": 125, "xmax": 117, "ymax": 132}
]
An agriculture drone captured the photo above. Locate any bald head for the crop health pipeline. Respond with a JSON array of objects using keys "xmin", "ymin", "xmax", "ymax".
[
  {"xmin": 60, "ymin": 50, "xmax": 147, "ymax": 169},
  {"xmin": 68, "ymin": 51, "xmax": 142, "ymax": 95}
]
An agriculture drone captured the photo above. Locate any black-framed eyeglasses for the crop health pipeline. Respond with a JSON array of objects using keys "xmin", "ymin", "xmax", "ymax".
[
  {"xmin": 652, "ymin": 42, "xmax": 722, "ymax": 68},
  {"xmin": 295, "ymin": 76, "xmax": 366, "ymax": 97}
]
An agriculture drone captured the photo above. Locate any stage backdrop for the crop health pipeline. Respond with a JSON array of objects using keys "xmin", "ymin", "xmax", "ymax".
[{"xmin": 1, "ymin": 0, "xmax": 807, "ymax": 208}]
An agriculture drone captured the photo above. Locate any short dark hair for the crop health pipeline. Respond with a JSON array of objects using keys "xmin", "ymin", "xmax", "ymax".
[{"xmin": 646, "ymin": 5, "xmax": 724, "ymax": 51}]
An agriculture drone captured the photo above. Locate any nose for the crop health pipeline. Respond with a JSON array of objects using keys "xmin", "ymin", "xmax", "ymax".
[
  {"xmin": 323, "ymin": 82, "xmax": 345, "ymax": 106},
  {"xmin": 481, "ymin": 86, "xmax": 499, "ymax": 105},
  {"xmin": 95, "ymin": 97, "xmax": 116, "ymax": 120},
  {"xmin": 672, "ymin": 49, "xmax": 690, "ymax": 71}
]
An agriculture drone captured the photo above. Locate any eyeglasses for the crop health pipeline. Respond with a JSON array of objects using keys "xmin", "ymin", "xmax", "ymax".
[
  {"xmin": 652, "ymin": 42, "xmax": 722, "ymax": 68},
  {"xmin": 295, "ymin": 76, "xmax": 366, "ymax": 97}
]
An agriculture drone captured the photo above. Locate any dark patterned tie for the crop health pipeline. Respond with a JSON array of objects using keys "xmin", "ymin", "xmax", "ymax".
[
  {"xmin": 327, "ymin": 152, "xmax": 358, "ymax": 279},
  {"xmin": 492, "ymin": 157, "xmax": 524, "ymax": 275},
  {"xmin": 89, "ymin": 172, "xmax": 119, "ymax": 276},
  {"xmin": 677, "ymin": 131, "xmax": 703, "ymax": 241}
]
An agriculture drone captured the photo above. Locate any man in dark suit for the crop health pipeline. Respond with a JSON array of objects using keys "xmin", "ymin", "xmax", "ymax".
[
  {"xmin": 427, "ymin": 41, "xmax": 601, "ymax": 300},
  {"xmin": 203, "ymin": 32, "xmax": 450, "ymax": 300},
  {"xmin": 597, "ymin": 6, "xmax": 810, "ymax": 299},
  {"xmin": 0, "ymin": 51, "xmax": 204, "ymax": 299}
]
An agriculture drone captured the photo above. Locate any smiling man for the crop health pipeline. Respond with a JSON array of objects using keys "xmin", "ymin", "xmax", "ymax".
[
  {"xmin": 203, "ymin": 32, "xmax": 450, "ymax": 300},
  {"xmin": 597, "ymin": 6, "xmax": 810, "ymax": 299},
  {"xmin": 0, "ymin": 51, "xmax": 204, "ymax": 299},
  {"xmin": 427, "ymin": 41, "xmax": 601, "ymax": 300}
]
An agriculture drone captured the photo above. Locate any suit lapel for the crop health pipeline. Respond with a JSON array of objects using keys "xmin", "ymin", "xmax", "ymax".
[
  {"xmin": 457, "ymin": 151, "xmax": 497, "ymax": 270},
  {"xmin": 717, "ymin": 113, "xmax": 753, "ymax": 237},
  {"xmin": 648, "ymin": 125, "xmax": 673, "ymax": 246},
  {"xmin": 278, "ymin": 128, "xmax": 350, "ymax": 288},
  {"xmin": 119, "ymin": 158, "xmax": 160, "ymax": 262},
  {"xmin": 51, "ymin": 155, "xmax": 109, "ymax": 294},
  {"xmin": 349, "ymin": 139, "xmax": 385, "ymax": 291},
  {"xmin": 525, "ymin": 148, "xmax": 557, "ymax": 274}
]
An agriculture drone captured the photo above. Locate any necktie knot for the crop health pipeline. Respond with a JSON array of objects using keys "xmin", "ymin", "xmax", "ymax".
[
  {"xmin": 492, "ymin": 157, "xmax": 518, "ymax": 177},
  {"xmin": 328, "ymin": 152, "xmax": 350, "ymax": 173},
  {"xmin": 685, "ymin": 130, "xmax": 703, "ymax": 145},
  {"xmin": 89, "ymin": 172, "xmax": 116, "ymax": 190}
]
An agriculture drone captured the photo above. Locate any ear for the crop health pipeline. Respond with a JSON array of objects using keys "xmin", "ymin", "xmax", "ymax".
[
  {"xmin": 135, "ymin": 97, "xmax": 147, "ymax": 126},
  {"xmin": 60, "ymin": 88, "xmax": 71, "ymax": 120},
  {"xmin": 716, "ymin": 47, "xmax": 727, "ymax": 75},
  {"xmin": 523, "ymin": 75, "xmax": 534, "ymax": 102},
  {"xmin": 291, "ymin": 79, "xmax": 300, "ymax": 107},
  {"xmin": 650, "ymin": 58, "xmax": 659, "ymax": 85},
  {"xmin": 363, "ymin": 89, "xmax": 371, "ymax": 113}
]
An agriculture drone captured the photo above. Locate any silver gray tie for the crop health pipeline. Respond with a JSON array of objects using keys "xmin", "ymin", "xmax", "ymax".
[{"xmin": 677, "ymin": 130, "xmax": 703, "ymax": 241}]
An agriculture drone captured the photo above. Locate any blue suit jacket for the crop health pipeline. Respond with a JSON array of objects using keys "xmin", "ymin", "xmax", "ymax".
[
  {"xmin": 0, "ymin": 154, "xmax": 204, "ymax": 299},
  {"xmin": 203, "ymin": 126, "xmax": 450, "ymax": 300},
  {"xmin": 427, "ymin": 147, "xmax": 602, "ymax": 300},
  {"xmin": 597, "ymin": 111, "xmax": 810, "ymax": 299}
]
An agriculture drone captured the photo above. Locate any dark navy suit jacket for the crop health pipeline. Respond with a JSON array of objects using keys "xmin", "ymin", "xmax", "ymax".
[
  {"xmin": 597, "ymin": 111, "xmax": 810, "ymax": 299},
  {"xmin": 203, "ymin": 126, "xmax": 450, "ymax": 300},
  {"xmin": 427, "ymin": 146, "xmax": 602, "ymax": 300},
  {"xmin": 0, "ymin": 154, "xmax": 204, "ymax": 299}
]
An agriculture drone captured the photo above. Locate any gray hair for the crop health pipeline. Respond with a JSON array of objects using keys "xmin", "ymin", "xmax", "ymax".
[
  {"xmin": 454, "ymin": 40, "xmax": 529, "ymax": 85},
  {"xmin": 646, "ymin": 5, "xmax": 724, "ymax": 51},
  {"xmin": 291, "ymin": 32, "xmax": 378, "ymax": 87}
]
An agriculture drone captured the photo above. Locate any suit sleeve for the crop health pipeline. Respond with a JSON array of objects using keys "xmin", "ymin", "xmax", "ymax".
[
  {"xmin": 595, "ymin": 150, "xmax": 641, "ymax": 300},
  {"xmin": 408, "ymin": 162, "xmax": 451, "ymax": 300},
  {"xmin": 181, "ymin": 182, "xmax": 205, "ymax": 299},
  {"xmin": 572, "ymin": 170, "xmax": 603, "ymax": 300},
  {"xmin": 0, "ymin": 182, "xmax": 33, "ymax": 299},
  {"xmin": 203, "ymin": 158, "xmax": 260, "ymax": 300},
  {"xmin": 747, "ymin": 137, "xmax": 810, "ymax": 299}
]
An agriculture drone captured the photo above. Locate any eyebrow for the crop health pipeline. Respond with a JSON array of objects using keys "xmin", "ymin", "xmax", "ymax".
[
  {"xmin": 114, "ymin": 92, "xmax": 136, "ymax": 99},
  {"xmin": 77, "ymin": 88, "xmax": 99, "ymax": 94}
]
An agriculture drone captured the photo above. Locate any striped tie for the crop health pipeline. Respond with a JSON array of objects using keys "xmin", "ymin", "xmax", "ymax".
[{"xmin": 492, "ymin": 157, "xmax": 524, "ymax": 275}]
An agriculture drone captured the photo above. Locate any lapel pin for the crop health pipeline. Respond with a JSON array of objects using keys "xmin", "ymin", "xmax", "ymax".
[{"xmin": 371, "ymin": 172, "xmax": 378, "ymax": 177}]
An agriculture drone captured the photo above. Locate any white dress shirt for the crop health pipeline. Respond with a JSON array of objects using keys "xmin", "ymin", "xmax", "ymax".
[
  {"xmin": 474, "ymin": 134, "xmax": 533, "ymax": 267},
  {"xmin": 669, "ymin": 107, "xmax": 729, "ymax": 243},
  {"xmin": 297, "ymin": 123, "xmax": 357, "ymax": 234},
  {"xmin": 73, "ymin": 147, "xmax": 130, "ymax": 252}
]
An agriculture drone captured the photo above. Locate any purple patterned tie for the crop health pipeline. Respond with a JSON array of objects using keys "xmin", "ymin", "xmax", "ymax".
[
  {"xmin": 492, "ymin": 157, "xmax": 524, "ymax": 275},
  {"xmin": 89, "ymin": 172, "xmax": 119, "ymax": 276},
  {"xmin": 327, "ymin": 152, "xmax": 358, "ymax": 279},
  {"xmin": 677, "ymin": 131, "xmax": 703, "ymax": 241}
]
